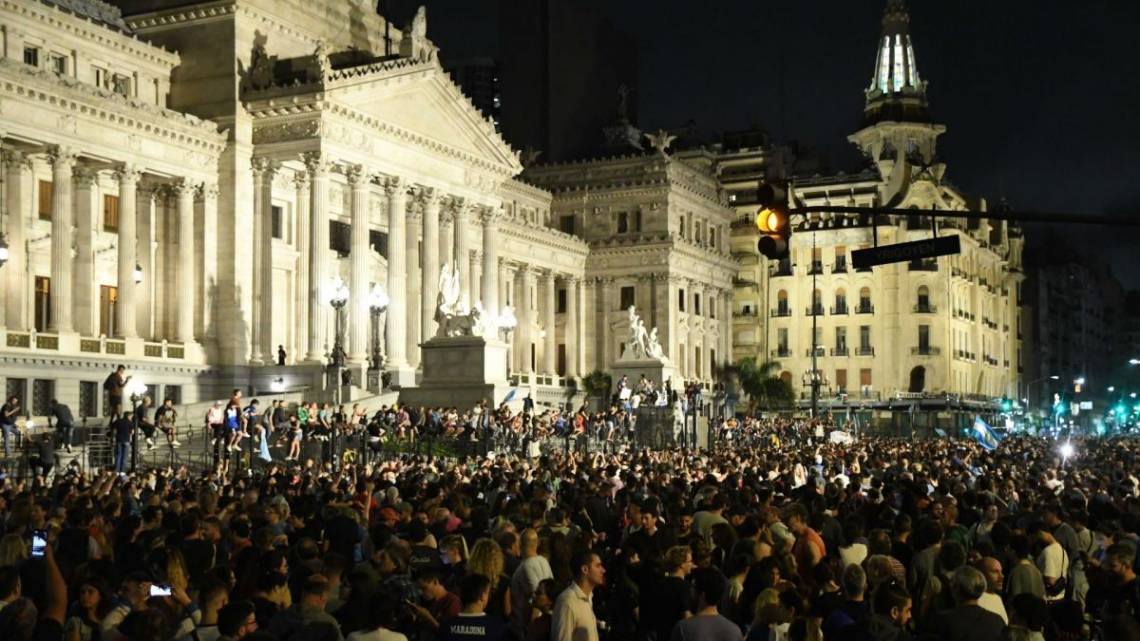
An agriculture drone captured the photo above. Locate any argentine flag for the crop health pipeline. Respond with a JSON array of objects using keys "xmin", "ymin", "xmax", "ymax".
[
  {"xmin": 972, "ymin": 415, "xmax": 1002, "ymax": 451},
  {"xmin": 501, "ymin": 388, "xmax": 518, "ymax": 405}
]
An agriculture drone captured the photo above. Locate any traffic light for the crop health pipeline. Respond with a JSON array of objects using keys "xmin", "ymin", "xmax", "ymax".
[{"xmin": 755, "ymin": 182, "xmax": 791, "ymax": 260}]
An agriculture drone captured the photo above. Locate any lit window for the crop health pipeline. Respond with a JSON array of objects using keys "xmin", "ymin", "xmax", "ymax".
[
  {"xmin": 906, "ymin": 36, "xmax": 918, "ymax": 86},
  {"xmin": 878, "ymin": 37, "xmax": 890, "ymax": 93},
  {"xmin": 892, "ymin": 35, "xmax": 905, "ymax": 92}
]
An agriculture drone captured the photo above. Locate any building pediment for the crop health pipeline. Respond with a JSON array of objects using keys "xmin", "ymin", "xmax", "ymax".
[{"xmin": 326, "ymin": 58, "xmax": 521, "ymax": 177}]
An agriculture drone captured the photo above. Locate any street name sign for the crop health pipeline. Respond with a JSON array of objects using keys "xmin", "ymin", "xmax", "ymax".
[{"xmin": 851, "ymin": 235, "xmax": 961, "ymax": 269}]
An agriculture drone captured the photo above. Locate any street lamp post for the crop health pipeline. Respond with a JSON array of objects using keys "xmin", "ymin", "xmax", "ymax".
[
  {"xmin": 328, "ymin": 277, "xmax": 349, "ymax": 471},
  {"xmin": 498, "ymin": 306, "xmax": 518, "ymax": 379},
  {"xmin": 124, "ymin": 378, "xmax": 146, "ymax": 472},
  {"xmin": 368, "ymin": 283, "xmax": 390, "ymax": 393}
]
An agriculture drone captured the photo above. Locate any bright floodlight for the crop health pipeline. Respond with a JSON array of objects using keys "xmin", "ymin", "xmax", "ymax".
[
  {"xmin": 497, "ymin": 305, "xmax": 518, "ymax": 331},
  {"xmin": 1109, "ymin": 386, "xmax": 1116, "ymax": 392},
  {"xmin": 1075, "ymin": 377, "xmax": 1086, "ymax": 386},
  {"xmin": 1131, "ymin": 359, "xmax": 1140, "ymax": 365},
  {"xmin": 125, "ymin": 378, "xmax": 147, "ymax": 398},
  {"xmin": 329, "ymin": 276, "xmax": 349, "ymax": 308},
  {"xmin": 1049, "ymin": 375, "xmax": 1060, "ymax": 380},
  {"xmin": 369, "ymin": 283, "xmax": 390, "ymax": 312},
  {"xmin": 25, "ymin": 419, "xmax": 34, "ymax": 430},
  {"xmin": 1059, "ymin": 442, "xmax": 1075, "ymax": 459}
]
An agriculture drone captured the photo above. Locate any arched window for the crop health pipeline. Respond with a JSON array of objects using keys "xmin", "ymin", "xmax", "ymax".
[
  {"xmin": 776, "ymin": 290, "xmax": 789, "ymax": 316},
  {"xmin": 858, "ymin": 287, "xmax": 872, "ymax": 313},
  {"xmin": 917, "ymin": 285, "xmax": 931, "ymax": 312},
  {"xmin": 834, "ymin": 288, "xmax": 847, "ymax": 314}
]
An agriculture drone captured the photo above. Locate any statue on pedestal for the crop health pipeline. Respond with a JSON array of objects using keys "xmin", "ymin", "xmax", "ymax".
[
  {"xmin": 623, "ymin": 306, "xmax": 670, "ymax": 363},
  {"xmin": 434, "ymin": 262, "xmax": 484, "ymax": 338}
]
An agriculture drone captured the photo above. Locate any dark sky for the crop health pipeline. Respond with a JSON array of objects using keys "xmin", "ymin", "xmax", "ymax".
[{"xmin": 397, "ymin": 0, "xmax": 1140, "ymax": 286}]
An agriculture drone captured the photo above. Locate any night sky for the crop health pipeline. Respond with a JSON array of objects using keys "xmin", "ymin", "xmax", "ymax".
[{"xmin": 394, "ymin": 0, "xmax": 1140, "ymax": 286}]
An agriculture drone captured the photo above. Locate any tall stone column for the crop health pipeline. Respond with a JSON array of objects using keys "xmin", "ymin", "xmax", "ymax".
[
  {"xmin": 72, "ymin": 166, "xmax": 98, "ymax": 336},
  {"xmin": 519, "ymin": 267, "xmax": 535, "ymax": 373},
  {"xmin": 565, "ymin": 276, "xmax": 579, "ymax": 378},
  {"xmin": 542, "ymin": 271, "xmax": 556, "ymax": 375},
  {"xmin": 406, "ymin": 208, "xmax": 421, "ymax": 368},
  {"xmin": 453, "ymin": 200, "xmax": 471, "ymax": 308},
  {"xmin": 347, "ymin": 164, "xmax": 371, "ymax": 365},
  {"xmin": 48, "ymin": 146, "xmax": 77, "ymax": 333},
  {"xmin": 249, "ymin": 158, "xmax": 277, "ymax": 364},
  {"xmin": 304, "ymin": 152, "xmax": 331, "ymax": 363},
  {"xmin": 198, "ymin": 183, "xmax": 219, "ymax": 339},
  {"xmin": 174, "ymin": 178, "xmax": 196, "ymax": 344},
  {"xmin": 3, "ymin": 151, "xmax": 31, "ymax": 329},
  {"xmin": 439, "ymin": 208, "xmax": 454, "ymax": 268},
  {"xmin": 480, "ymin": 209, "xmax": 500, "ymax": 328},
  {"xmin": 419, "ymin": 188, "xmax": 441, "ymax": 343},
  {"xmin": 470, "ymin": 250, "xmax": 481, "ymax": 306},
  {"xmin": 384, "ymin": 177, "xmax": 414, "ymax": 385},
  {"xmin": 114, "ymin": 164, "xmax": 140, "ymax": 338},
  {"xmin": 292, "ymin": 173, "xmax": 310, "ymax": 362},
  {"xmin": 598, "ymin": 278, "xmax": 611, "ymax": 369}
]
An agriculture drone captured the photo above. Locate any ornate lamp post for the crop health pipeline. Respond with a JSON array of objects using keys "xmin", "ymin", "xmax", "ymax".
[
  {"xmin": 368, "ymin": 283, "xmax": 390, "ymax": 392},
  {"xmin": 124, "ymin": 377, "xmax": 146, "ymax": 471},
  {"xmin": 328, "ymin": 276, "xmax": 349, "ymax": 469},
  {"xmin": 497, "ymin": 305, "xmax": 517, "ymax": 378}
]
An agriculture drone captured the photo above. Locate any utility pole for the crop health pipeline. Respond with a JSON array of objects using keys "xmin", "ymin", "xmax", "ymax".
[{"xmin": 810, "ymin": 231, "xmax": 820, "ymax": 418}]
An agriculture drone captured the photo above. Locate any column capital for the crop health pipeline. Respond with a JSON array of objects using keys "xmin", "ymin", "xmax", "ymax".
[
  {"xmin": 384, "ymin": 175, "xmax": 407, "ymax": 195},
  {"xmin": 113, "ymin": 163, "xmax": 143, "ymax": 186},
  {"xmin": 195, "ymin": 182, "xmax": 220, "ymax": 202},
  {"xmin": 2, "ymin": 149, "xmax": 31, "ymax": 171},
  {"xmin": 291, "ymin": 170, "xmax": 310, "ymax": 189},
  {"xmin": 541, "ymin": 269, "xmax": 557, "ymax": 284},
  {"xmin": 251, "ymin": 156, "xmax": 281, "ymax": 177},
  {"xmin": 447, "ymin": 196, "xmax": 473, "ymax": 217},
  {"xmin": 72, "ymin": 165, "xmax": 99, "ymax": 187},
  {"xmin": 413, "ymin": 185, "xmax": 443, "ymax": 207},
  {"xmin": 344, "ymin": 163, "xmax": 372, "ymax": 186},
  {"xmin": 562, "ymin": 274, "xmax": 581, "ymax": 285},
  {"xmin": 478, "ymin": 206, "xmax": 503, "ymax": 226},
  {"xmin": 302, "ymin": 151, "xmax": 332, "ymax": 176},
  {"xmin": 170, "ymin": 177, "xmax": 199, "ymax": 197},
  {"xmin": 46, "ymin": 144, "xmax": 78, "ymax": 168}
]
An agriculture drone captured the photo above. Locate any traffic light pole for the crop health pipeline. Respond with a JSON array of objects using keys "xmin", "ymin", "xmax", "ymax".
[
  {"xmin": 786, "ymin": 205, "xmax": 1140, "ymax": 227},
  {"xmin": 810, "ymin": 231, "xmax": 820, "ymax": 419}
]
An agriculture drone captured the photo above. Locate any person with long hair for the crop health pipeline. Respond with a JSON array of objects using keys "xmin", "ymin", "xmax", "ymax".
[
  {"xmin": 467, "ymin": 538, "xmax": 512, "ymax": 621},
  {"xmin": 64, "ymin": 578, "xmax": 112, "ymax": 641}
]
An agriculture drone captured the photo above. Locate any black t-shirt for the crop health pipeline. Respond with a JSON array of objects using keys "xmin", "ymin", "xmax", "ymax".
[
  {"xmin": 33, "ymin": 618, "xmax": 63, "ymax": 641},
  {"xmin": 440, "ymin": 612, "xmax": 508, "ymax": 641},
  {"xmin": 180, "ymin": 538, "xmax": 216, "ymax": 582},
  {"xmin": 113, "ymin": 416, "xmax": 134, "ymax": 443},
  {"xmin": 645, "ymin": 575, "xmax": 690, "ymax": 641},
  {"xmin": 0, "ymin": 402, "xmax": 17, "ymax": 426}
]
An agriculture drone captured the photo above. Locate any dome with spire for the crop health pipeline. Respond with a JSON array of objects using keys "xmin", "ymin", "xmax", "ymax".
[{"xmin": 863, "ymin": 0, "xmax": 930, "ymax": 126}]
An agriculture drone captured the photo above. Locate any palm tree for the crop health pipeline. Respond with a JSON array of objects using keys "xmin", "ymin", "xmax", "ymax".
[
  {"xmin": 727, "ymin": 357, "xmax": 794, "ymax": 414},
  {"xmin": 582, "ymin": 370, "xmax": 612, "ymax": 410}
]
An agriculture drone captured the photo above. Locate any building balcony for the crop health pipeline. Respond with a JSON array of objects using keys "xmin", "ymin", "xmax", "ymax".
[
  {"xmin": 911, "ymin": 346, "xmax": 941, "ymax": 356},
  {"xmin": 856, "ymin": 303, "xmax": 874, "ymax": 314},
  {"xmin": 832, "ymin": 259, "xmax": 848, "ymax": 274},
  {"xmin": 831, "ymin": 303, "xmax": 849, "ymax": 315},
  {"xmin": 856, "ymin": 346, "xmax": 875, "ymax": 356},
  {"xmin": 805, "ymin": 346, "xmax": 826, "ymax": 357},
  {"xmin": 913, "ymin": 303, "xmax": 937, "ymax": 313},
  {"xmin": 831, "ymin": 347, "xmax": 849, "ymax": 357},
  {"xmin": 770, "ymin": 307, "xmax": 792, "ymax": 318},
  {"xmin": 908, "ymin": 259, "xmax": 938, "ymax": 272},
  {"xmin": 805, "ymin": 305, "xmax": 824, "ymax": 316},
  {"xmin": 771, "ymin": 347, "xmax": 792, "ymax": 358},
  {"xmin": 954, "ymin": 349, "xmax": 976, "ymax": 361},
  {"xmin": 808, "ymin": 261, "xmax": 825, "ymax": 275}
]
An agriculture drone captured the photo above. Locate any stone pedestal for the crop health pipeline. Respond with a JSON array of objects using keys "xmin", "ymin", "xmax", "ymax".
[
  {"xmin": 399, "ymin": 335, "xmax": 512, "ymax": 408},
  {"xmin": 611, "ymin": 357, "xmax": 678, "ymax": 392}
]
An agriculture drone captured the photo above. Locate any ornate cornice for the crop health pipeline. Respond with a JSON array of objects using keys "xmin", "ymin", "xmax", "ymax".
[
  {"xmin": 0, "ymin": 59, "xmax": 224, "ymax": 157},
  {"xmin": 7, "ymin": 0, "xmax": 180, "ymax": 68}
]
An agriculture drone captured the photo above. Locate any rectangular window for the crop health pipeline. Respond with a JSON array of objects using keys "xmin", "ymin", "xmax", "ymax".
[
  {"xmin": 103, "ymin": 195, "xmax": 120, "ymax": 231},
  {"xmin": 112, "ymin": 73, "xmax": 131, "ymax": 97},
  {"xmin": 330, "ymin": 220, "xmax": 350, "ymax": 255},
  {"xmin": 23, "ymin": 46, "xmax": 39, "ymax": 67},
  {"xmin": 369, "ymin": 230, "xmax": 388, "ymax": 257},
  {"xmin": 38, "ymin": 180, "xmax": 53, "ymax": 220},
  {"xmin": 919, "ymin": 324, "xmax": 930, "ymax": 348},
  {"xmin": 777, "ymin": 328, "xmax": 788, "ymax": 350},
  {"xmin": 34, "ymin": 276, "xmax": 51, "ymax": 332},
  {"xmin": 557, "ymin": 288, "xmax": 567, "ymax": 314},
  {"xmin": 619, "ymin": 286, "xmax": 635, "ymax": 310},
  {"xmin": 633, "ymin": 210, "xmax": 642, "ymax": 233},
  {"xmin": 859, "ymin": 325, "xmax": 871, "ymax": 349},
  {"xmin": 94, "ymin": 66, "xmax": 108, "ymax": 88},
  {"xmin": 5, "ymin": 379, "xmax": 26, "ymax": 414},
  {"xmin": 32, "ymin": 379, "xmax": 54, "ymax": 416},
  {"xmin": 164, "ymin": 385, "xmax": 183, "ymax": 406},
  {"xmin": 51, "ymin": 53, "xmax": 67, "ymax": 75},
  {"xmin": 100, "ymin": 285, "xmax": 118, "ymax": 337},
  {"xmin": 695, "ymin": 346, "xmax": 701, "ymax": 377},
  {"xmin": 79, "ymin": 381, "xmax": 98, "ymax": 418},
  {"xmin": 710, "ymin": 298, "xmax": 716, "ymax": 320},
  {"xmin": 271, "ymin": 205, "xmax": 283, "ymax": 240},
  {"xmin": 617, "ymin": 212, "xmax": 629, "ymax": 234},
  {"xmin": 860, "ymin": 368, "xmax": 872, "ymax": 387},
  {"xmin": 678, "ymin": 289, "xmax": 686, "ymax": 312},
  {"xmin": 695, "ymin": 293, "xmax": 701, "ymax": 316},
  {"xmin": 557, "ymin": 344, "xmax": 566, "ymax": 376},
  {"xmin": 835, "ymin": 327, "xmax": 847, "ymax": 351},
  {"xmin": 559, "ymin": 215, "xmax": 574, "ymax": 235},
  {"xmin": 836, "ymin": 369, "xmax": 847, "ymax": 392}
]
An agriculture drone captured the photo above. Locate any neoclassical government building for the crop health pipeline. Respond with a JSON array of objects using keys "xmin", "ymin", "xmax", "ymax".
[{"xmin": 0, "ymin": 0, "xmax": 734, "ymax": 418}]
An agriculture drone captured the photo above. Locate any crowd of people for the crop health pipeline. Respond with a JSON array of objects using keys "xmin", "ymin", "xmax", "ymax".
[{"xmin": 0, "ymin": 408, "xmax": 1139, "ymax": 641}]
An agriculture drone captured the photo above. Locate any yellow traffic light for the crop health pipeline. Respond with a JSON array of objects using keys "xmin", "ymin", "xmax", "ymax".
[{"xmin": 756, "ymin": 207, "xmax": 787, "ymax": 234}]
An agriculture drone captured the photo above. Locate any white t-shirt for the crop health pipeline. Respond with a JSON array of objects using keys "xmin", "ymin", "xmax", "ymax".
[
  {"xmin": 347, "ymin": 628, "xmax": 407, "ymax": 641},
  {"xmin": 977, "ymin": 592, "xmax": 1008, "ymax": 624},
  {"xmin": 839, "ymin": 542, "xmax": 868, "ymax": 569},
  {"xmin": 1036, "ymin": 540, "xmax": 1068, "ymax": 600}
]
